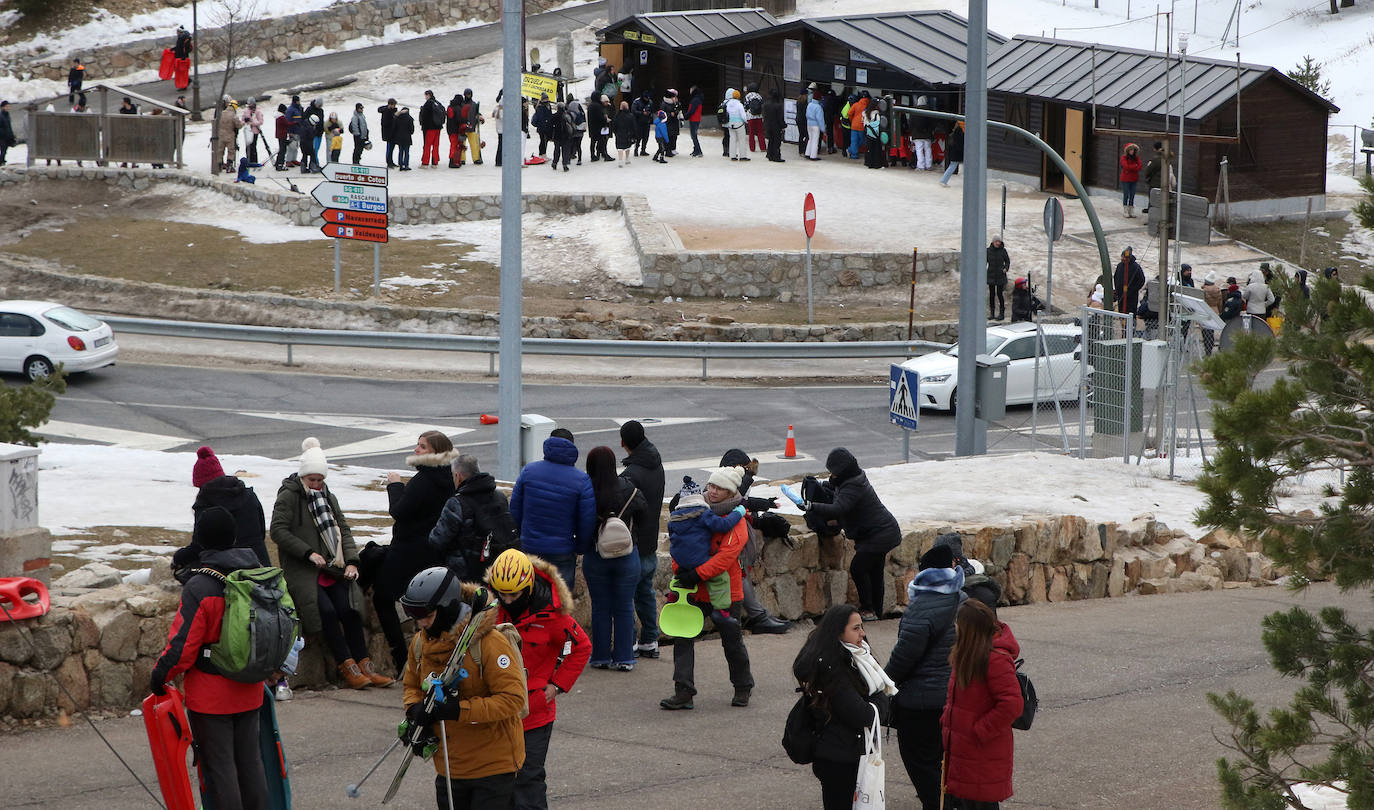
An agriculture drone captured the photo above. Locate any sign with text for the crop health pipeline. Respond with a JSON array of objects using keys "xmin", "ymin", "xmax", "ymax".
[
  {"xmin": 320, "ymin": 223, "xmax": 388, "ymax": 243},
  {"xmin": 321, "ymin": 163, "xmax": 388, "ymax": 186},
  {"xmin": 321, "ymin": 208, "xmax": 388, "ymax": 229},
  {"xmin": 520, "ymin": 71, "xmax": 559, "ymax": 101},
  {"xmin": 783, "ymin": 39, "xmax": 802, "ymax": 83},
  {"xmin": 311, "ymin": 181, "xmax": 387, "ymax": 213}
]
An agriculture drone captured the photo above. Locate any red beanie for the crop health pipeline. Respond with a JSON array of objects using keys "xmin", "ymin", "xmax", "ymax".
[{"xmin": 192, "ymin": 446, "xmax": 225, "ymax": 487}]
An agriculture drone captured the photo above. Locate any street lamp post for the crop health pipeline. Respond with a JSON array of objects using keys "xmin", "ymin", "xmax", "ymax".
[{"xmin": 191, "ymin": 0, "xmax": 202, "ymax": 121}]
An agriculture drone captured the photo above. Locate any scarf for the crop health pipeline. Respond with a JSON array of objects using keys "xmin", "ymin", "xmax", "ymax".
[
  {"xmin": 843, "ymin": 639, "xmax": 898, "ymax": 697},
  {"xmin": 306, "ymin": 485, "xmax": 345, "ymax": 569},
  {"xmin": 709, "ymin": 493, "xmax": 744, "ymax": 515}
]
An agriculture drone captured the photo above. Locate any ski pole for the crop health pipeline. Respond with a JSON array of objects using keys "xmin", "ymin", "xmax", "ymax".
[
  {"xmin": 345, "ymin": 736, "xmax": 403, "ymax": 798},
  {"xmin": 439, "ymin": 717, "xmax": 455, "ymax": 810}
]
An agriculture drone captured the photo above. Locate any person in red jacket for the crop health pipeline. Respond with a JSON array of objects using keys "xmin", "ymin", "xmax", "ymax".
[
  {"xmin": 941, "ymin": 599, "xmax": 1023, "ymax": 810},
  {"xmin": 151, "ymin": 506, "xmax": 270, "ymax": 810},
  {"xmin": 1119, "ymin": 142, "xmax": 1142, "ymax": 219},
  {"xmin": 486, "ymin": 549, "xmax": 591, "ymax": 810},
  {"xmin": 660, "ymin": 466, "xmax": 755, "ymax": 711}
]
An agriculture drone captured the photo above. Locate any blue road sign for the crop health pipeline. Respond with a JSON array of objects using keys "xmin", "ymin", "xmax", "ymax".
[{"xmin": 889, "ymin": 364, "xmax": 920, "ymax": 431}]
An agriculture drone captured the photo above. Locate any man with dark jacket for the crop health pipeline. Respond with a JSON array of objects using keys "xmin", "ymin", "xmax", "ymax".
[
  {"xmin": 428, "ymin": 454, "xmax": 518, "ymax": 581},
  {"xmin": 631, "ymin": 91, "xmax": 654, "ymax": 157},
  {"xmin": 173, "ymin": 446, "xmax": 269, "ymax": 580},
  {"xmin": 531, "ymin": 95, "xmax": 554, "ymax": 157},
  {"xmin": 762, "ymin": 89, "xmax": 785, "ymax": 163},
  {"xmin": 377, "ymin": 98, "xmax": 398, "ymax": 168},
  {"xmin": 618, "ymin": 420, "xmax": 665, "ymax": 659},
  {"xmin": 587, "ymin": 95, "xmax": 608, "ymax": 161},
  {"xmin": 885, "ymin": 544, "xmax": 965, "ymax": 810},
  {"xmin": 301, "ymin": 98, "xmax": 325, "ymax": 174},
  {"xmin": 419, "ymin": 90, "xmax": 445, "ymax": 167},
  {"xmin": 805, "ymin": 448, "xmax": 901, "ymax": 620},
  {"xmin": 986, "ymin": 238, "xmax": 1010, "ymax": 320},
  {"xmin": 1114, "ymin": 246, "xmax": 1147, "ymax": 318},
  {"xmin": 151, "ymin": 507, "xmax": 270, "ymax": 810},
  {"xmin": 0, "ymin": 100, "xmax": 16, "ymax": 166},
  {"xmin": 510, "ymin": 432, "xmax": 596, "ymax": 590},
  {"xmin": 67, "ymin": 59, "xmax": 85, "ymax": 105},
  {"xmin": 445, "ymin": 93, "xmax": 466, "ymax": 168}
]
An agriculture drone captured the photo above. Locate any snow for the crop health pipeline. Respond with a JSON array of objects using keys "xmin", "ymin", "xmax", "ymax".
[{"xmin": 1293, "ymin": 783, "xmax": 1349, "ymax": 810}]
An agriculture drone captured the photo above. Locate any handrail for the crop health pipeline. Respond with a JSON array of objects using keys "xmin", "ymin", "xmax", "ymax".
[{"xmin": 100, "ymin": 315, "xmax": 949, "ymax": 380}]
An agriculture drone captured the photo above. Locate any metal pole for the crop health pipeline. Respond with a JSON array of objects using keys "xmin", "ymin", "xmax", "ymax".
[
  {"xmin": 1046, "ymin": 234, "xmax": 1054, "ymax": 315},
  {"xmin": 373, "ymin": 243, "xmax": 381, "ymax": 297},
  {"xmin": 496, "ymin": 0, "xmax": 524, "ymax": 483},
  {"xmin": 805, "ymin": 235, "xmax": 814, "ymax": 325},
  {"xmin": 1124, "ymin": 319, "xmax": 1134, "ymax": 464},
  {"xmin": 907, "ymin": 248, "xmax": 918, "ymax": 341},
  {"xmin": 1000, "ymin": 184, "xmax": 1006, "ymax": 239},
  {"xmin": 1078, "ymin": 306, "xmax": 1088, "ymax": 459},
  {"xmin": 955, "ymin": 0, "xmax": 989, "ymax": 456},
  {"xmin": 191, "ymin": 0, "xmax": 202, "ymax": 122},
  {"xmin": 902, "ymin": 430, "xmax": 910, "ymax": 463},
  {"xmin": 1173, "ymin": 36, "xmax": 1187, "ymax": 278},
  {"xmin": 333, "ymin": 239, "xmax": 341, "ymax": 293}
]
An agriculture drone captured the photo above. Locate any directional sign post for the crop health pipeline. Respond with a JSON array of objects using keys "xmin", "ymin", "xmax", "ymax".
[
  {"xmin": 1043, "ymin": 197, "xmax": 1064, "ymax": 315},
  {"xmin": 803, "ymin": 193, "xmax": 817, "ymax": 324},
  {"xmin": 889, "ymin": 363, "xmax": 920, "ymax": 462},
  {"xmin": 314, "ymin": 164, "xmax": 389, "ymax": 294}
]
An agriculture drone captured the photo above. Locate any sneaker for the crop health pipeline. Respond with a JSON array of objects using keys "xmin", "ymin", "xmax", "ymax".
[
  {"xmin": 275, "ymin": 682, "xmax": 294, "ymax": 702},
  {"xmin": 731, "ymin": 688, "xmax": 751, "ymax": 707},
  {"xmin": 590, "ymin": 661, "xmax": 611, "ymax": 670},
  {"xmin": 635, "ymin": 643, "xmax": 660, "ymax": 659},
  {"xmin": 860, "ymin": 611, "xmax": 880, "ymax": 623},
  {"xmin": 612, "ymin": 662, "xmax": 635, "ymax": 672}
]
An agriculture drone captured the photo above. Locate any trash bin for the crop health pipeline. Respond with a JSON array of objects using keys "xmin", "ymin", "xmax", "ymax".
[
  {"xmin": 519, "ymin": 414, "xmax": 556, "ymax": 468},
  {"xmin": 974, "ymin": 354, "xmax": 1009, "ymax": 421}
]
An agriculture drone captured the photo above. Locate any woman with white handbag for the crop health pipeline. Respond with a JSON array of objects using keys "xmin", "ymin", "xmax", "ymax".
[{"xmin": 792, "ymin": 605, "xmax": 897, "ymax": 809}]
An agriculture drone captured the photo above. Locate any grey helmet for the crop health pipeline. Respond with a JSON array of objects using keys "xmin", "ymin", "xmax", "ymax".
[{"xmin": 401, "ymin": 566, "xmax": 469, "ymax": 636}]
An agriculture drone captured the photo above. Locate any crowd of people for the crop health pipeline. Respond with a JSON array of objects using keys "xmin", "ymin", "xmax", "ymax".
[{"xmin": 152, "ymin": 420, "xmax": 1026, "ymax": 809}]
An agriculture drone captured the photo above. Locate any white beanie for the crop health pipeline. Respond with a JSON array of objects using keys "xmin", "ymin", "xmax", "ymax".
[
  {"xmin": 706, "ymin": 466, "xmax": 744, "ymax": 494},
  {"xmin": 298, "ymin": 437, "xmax": 329, "ymax": 477}
]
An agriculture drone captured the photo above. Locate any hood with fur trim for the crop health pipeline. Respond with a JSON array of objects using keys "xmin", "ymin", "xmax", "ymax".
[
  {"xmin": 407, "ymin": 449, "xmax": 461, "ymax": 469},
  {"xmin": 456, "ymin": 581, "xmax": 501, "ymax": 637},
  {"xmin": 529, "ymin": 554, "xmax": 575, "ymax": 614}
]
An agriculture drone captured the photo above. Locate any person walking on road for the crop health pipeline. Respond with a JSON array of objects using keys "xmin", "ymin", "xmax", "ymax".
[{"xmin": 942, "ymin": 599, "xmax": 1024, "ymax": 810}]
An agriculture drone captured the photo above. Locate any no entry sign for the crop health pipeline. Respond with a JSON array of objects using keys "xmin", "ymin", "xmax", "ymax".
[{"xmin": 803, "ymin": 193, "xmax": 817, "ymax": 238}]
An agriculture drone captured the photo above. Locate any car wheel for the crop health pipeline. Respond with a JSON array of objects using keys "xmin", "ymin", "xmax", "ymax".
[
  {"xmin": 948, "ymin": 388, "xmax": 957, "ymax": 413},
  {"xmin": 24, "ymin": 356, "xmax": 55, "ymax": 381}
]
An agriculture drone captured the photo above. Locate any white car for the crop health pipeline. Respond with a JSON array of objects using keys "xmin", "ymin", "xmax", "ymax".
[
  {"xmin": 901, "ymin": 321, "xmax": 1087, "ymax": 411},
  {"xmin": 0, "ymin": 301, "xmax": 119, "ymax": 380}
]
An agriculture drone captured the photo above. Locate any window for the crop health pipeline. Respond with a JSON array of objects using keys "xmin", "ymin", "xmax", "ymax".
[
  {"xmin": 1044, "ymin": 335, "xmax": 1079, "ymax": 356},
  {"xmin": 999, "ymin": 337, "xmax": 1036, "ymax": 361},
  {"xmin": 0, "ymin": 313, "xmax": 42, "ymax": 337},
  {"xmin": 43, "ymin": 306, "xmax": 100, "ymax": 332}
]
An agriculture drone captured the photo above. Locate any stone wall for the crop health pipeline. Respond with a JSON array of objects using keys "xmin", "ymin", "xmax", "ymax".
[
  {"xmin": 9, "ymin": 0, "xmax": 568, "ymax": 82},
  {"xmin": 1, "ymin": 510, "xmax": 1275, "ymax": 719}
]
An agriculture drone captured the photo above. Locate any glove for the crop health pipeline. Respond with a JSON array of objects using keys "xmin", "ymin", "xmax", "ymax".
[
  {"xmin": 764, "ymin": 497, "xmax": 779, "ymax": 511},
  {"xmin": 149, "ymin": 674, "xmax": 167, "ymax": 697},
  {"xmin": 405, "ymin": 701, "xmax": 431, "ymax": 730},
  {"xmin": 430, "ymin": 697, "xmax": 462, "ymax": 723},
  {"xmin": 676, "ymin": 568, "xmax": 702, "ymax": 588},
  {"xmin": 732, "ymin": 505, "xmax": 746, "ymax": 517}
]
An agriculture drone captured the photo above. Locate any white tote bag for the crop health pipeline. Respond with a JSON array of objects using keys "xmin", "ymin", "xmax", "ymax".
[{"xmin": 852, "ymin": 703, "xmax": 885, "ymax": 810}]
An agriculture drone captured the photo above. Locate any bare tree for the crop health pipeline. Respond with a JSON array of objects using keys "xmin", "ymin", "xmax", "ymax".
[{"xmin": 206, "ymin": 0, "xmax": 260, "ymax": 175}]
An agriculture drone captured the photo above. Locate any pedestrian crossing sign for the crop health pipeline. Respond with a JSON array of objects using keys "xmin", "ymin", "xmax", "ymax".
[{"xmin": 889, "ymin": 365, "xmax": 920, "ymax": 430}]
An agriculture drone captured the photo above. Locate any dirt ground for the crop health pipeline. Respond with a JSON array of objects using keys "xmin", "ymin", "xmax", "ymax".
[
  {"xmin": 1228, "ymin": 214, "xmax": 1371, "ymax": 283},
  {"xmin": 0, "ymin": 181, "xmax": 957, "ymax": 324},
  {"xmin": 0, "ymin": 0, "xmax": 161, "ymax": 43}
]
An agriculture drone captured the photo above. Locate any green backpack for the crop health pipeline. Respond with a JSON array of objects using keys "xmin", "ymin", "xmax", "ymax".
[{"xmin": 200, "ymin": 567, "xmax": 300, "ymax": 683}]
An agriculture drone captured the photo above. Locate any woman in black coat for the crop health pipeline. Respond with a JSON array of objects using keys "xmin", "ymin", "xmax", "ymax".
[
  {"xmin": 793, "ymin": 605, "xmax": 894, "ymax": 810},
  {"xmin": 392, "ymin": 107, "xmax": 415, "ymax": 170},
  {"xmin": 612, "ymin": 101, "xmax": 637, "ymax": 165},
  {"xmin": 587, "ymin": 94, "xmax": 609, "ymax": 161},
  {"xmin": 375, "ymin": 430, "xmax": 457, "ymax": 672},
  {"xmin": 806, "ymin": 448, "xmax": 901, "ymax": 621}
]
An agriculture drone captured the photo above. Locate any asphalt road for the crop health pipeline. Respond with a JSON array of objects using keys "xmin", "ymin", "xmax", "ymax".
[
  {"xmin": 5, "ymin": 583, "xmax": 1366, "ymax": 809},
  {"xmin": 127, "ymin": 1, "xmax": 609, "ymax": 109}
]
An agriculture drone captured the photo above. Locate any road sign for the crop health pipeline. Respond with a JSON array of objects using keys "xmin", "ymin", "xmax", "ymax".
[
  {"xmin": 1043, "ymin": 197, "xmax": 1064, "ymax": 242},
  {"xmin": 803, "ymin": 192, "xmax": 817, "ymax": 238},
  {"xmin": 320, "ymin": 223, "xmax": 388, "ymax": 243},
  {"xmin": 321, "ymin": 208, "xmax": 388, "ymax": 229},
  {"xmin": 889, "ymin": 364, "xmax": 920, "ymax": 431},
  {"xmin": 311, "ymin": 181, "xmax": 387, "ymax": 213},
  {"xmin": 321, "ymin": 163, "xmax": 388, "ymax": 186}
]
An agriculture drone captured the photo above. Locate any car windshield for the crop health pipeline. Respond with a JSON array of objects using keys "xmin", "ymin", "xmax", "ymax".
[
  {"xmin": 947, "ymin": 330, "xmax": 1006, "ymax": 357},
  {"xmin": 43, "ymin": 306, "xmax": 102, "ymax": 332}
]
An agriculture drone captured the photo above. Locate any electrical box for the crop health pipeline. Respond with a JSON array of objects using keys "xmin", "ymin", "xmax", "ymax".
[
  {"xmin": 974, "ymin": 354, "xmax": 1009, "ymax": 421},
  {"xmin": 519, "ymin": 414, "xmax": 556, "ymax": 468}
]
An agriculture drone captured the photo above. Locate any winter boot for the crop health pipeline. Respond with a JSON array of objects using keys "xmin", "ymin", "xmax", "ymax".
[
  {"xmin": 1126, "ymin": 205, "xmax": 1136, "ymax": 218},
  {"xmin": 660, "ymin": 686, "xmax": 695, "ymax": 710},
  {"xmin": 448, "ymin": 159, "xmax": 459, "ymax": 168},
  {"xmin": 731, "ymin": 687, "xmax": 752, "ymax": 707},
  {"xmin": 359, "ymin": 658, "xmax": 394, "ymax": 687},
  {"xmin": 339, "ymin": 658, "xmax": 370, "ymax": 690}
]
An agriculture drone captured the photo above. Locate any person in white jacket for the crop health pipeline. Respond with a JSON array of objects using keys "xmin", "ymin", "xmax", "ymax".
[
  {"xmin": 1242, "ymin": 269, "xmax": 1275, "ymax": 316},
  {"xmin": 804, "ymin": 94, "xmax": 826, "ymax": 161},
  {"xmin": 240, "ymin": 100, "xmax": 264, "ymax": 166},
  {"xmin": 725, "ymin": 89, "xmax": 748, "ymax": 162}
]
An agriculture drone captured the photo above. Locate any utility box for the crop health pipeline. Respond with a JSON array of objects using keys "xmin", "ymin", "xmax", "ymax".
[
  {"xmin": 520, "ymin": 414, "xmax": 557, "ymax": 468},
  {"xmin": 974, "ymin": 354, "xmax": 1009, "ymax": 421},
  {"xmin": 1091, "ymin": 339, "xmax": 1144, "ymax": 435},
  {"xmin": 0, "ymin": 443, "xmax": 51, "ymax": 583}
]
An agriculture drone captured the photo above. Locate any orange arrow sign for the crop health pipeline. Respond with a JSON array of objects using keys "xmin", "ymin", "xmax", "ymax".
[
  {"xmin": 321, "ymin": 208, "xmax": 389, "ymax": 228},
  {"xmin": 321, "ymin": 223, "xmax": 389, "ymax": 243}
]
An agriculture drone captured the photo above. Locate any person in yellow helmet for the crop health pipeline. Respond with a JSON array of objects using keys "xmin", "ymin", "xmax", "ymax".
[{"xmin": 486, "ymin": 550, "xmax": 591, "ymax": 810}]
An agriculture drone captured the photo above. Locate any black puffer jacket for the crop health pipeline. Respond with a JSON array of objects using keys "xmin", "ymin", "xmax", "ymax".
[
  {"xmin": 885, "ymin": 573, "xmax": 965, "ymax": 710},
  {"xmin": 808, "ymin": 448, "xmax": 901, "ymax": 553},
  {"xmin": 378, "ymin": 451, "xmax": 457, "ymax": 597},
  {"xmin": 806, "ymin": 653, "xmax": 890, "ymax": 763},
  {"xmin": 620, "ymin": 440, "xmax": 665, "ymax": 556},
  {"xmin": 176, "ymin": 476, "xmax": 270, "ymax": 569}
]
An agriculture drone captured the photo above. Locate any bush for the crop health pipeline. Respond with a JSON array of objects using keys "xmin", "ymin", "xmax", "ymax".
[
  {"xmin": 0, "ymin": 371, "xmax": 66, "ymax": 446},
  {"xmin": 1355, "ymin": 175, "xmax": 1374, "ymax": 231}
]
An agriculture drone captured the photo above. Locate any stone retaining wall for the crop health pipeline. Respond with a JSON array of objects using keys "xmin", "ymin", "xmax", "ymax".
[
  {"xmin": 9, "ymin": 0, "xmax": 567, "ymax": 82},
  {"xmin": 0, "ymin": 512, "xmax": 1275, "ymax": 719}
]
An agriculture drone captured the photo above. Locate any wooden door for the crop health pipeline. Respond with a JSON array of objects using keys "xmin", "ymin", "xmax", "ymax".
[{"xmin": 1061, "ymin": 107, "xmax": 1085, "ymax": 197}]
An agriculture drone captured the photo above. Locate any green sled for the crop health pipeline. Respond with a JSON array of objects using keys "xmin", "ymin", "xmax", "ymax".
[{"xmin": 658, "ymin": 580, "xmax": 704, "ymax": 639}]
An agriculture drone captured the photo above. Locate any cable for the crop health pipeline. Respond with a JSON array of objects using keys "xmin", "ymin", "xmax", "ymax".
[
  {"xmin": 1053, "ymin": 12, "xmax": 1167, "ymax": 34},
  {"xmin": 0, "ymin": 598, "xmax": 168, "ymax": 810}
]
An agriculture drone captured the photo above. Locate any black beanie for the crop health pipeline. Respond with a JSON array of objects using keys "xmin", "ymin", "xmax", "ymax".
[
  {"xmin": 620, "ymin": 420, "xmax": 645, "ymax": 450},
  {"xmin": 918, "ymin": 544, "xmax": 955, "ymax": 571},
  {"xmin": 719, "ymin": 448, "xmax": 750, "ymax": 468},
  {"xmin": 194, "ymin": 506, "xmax": 237, "ymax": 551}
]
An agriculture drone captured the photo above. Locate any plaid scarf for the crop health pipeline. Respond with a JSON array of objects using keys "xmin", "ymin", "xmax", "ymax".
[{"xmin": 306, "ymin": 485, "xmax": 345, "ymax": 568}]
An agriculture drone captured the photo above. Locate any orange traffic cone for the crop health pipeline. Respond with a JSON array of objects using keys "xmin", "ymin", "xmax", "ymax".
[
  {"xmin": 479, "ymin": 414, "xmax": 499, "ymax": 425},
  {"xmin": 782, "ymin": 425, "xmax": 797, "ymax": 459}
]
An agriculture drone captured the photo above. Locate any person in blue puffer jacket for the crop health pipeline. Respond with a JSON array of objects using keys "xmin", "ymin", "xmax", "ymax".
[{"xmin": 510, "ymin": 429, "xmax": 597, "ymax": 591}]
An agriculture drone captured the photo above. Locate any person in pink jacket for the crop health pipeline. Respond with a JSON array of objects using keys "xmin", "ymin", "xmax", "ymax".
[{"xmin": 240, "ymin": 100, "xmax": 264, "ymax": 166}]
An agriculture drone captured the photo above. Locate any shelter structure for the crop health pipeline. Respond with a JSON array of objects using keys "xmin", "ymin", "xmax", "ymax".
[
  {"xmin": 24, "ymin": 82, "xmax": 189, "ymax": 169},
  {"xmin": 985, "ymin": 36, "xmax": 1338, "ymax": 217}
]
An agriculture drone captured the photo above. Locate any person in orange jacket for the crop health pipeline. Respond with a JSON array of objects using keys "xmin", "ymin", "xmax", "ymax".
[{"xmin": 847, "ymin": 91, "xmax": 870, "ymax": 159}]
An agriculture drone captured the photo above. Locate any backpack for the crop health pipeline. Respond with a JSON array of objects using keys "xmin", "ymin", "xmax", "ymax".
[
  {"xmin": 1220, "ymin": 293, "xmax": 1243, "ymax": 321},
  {"xmin": 470, "ymin": 623, "xmax": 530, "ymax": 719},
  {"xmin": 596, "ymin": 488, "xmax": 638, "ymax": 559},
  {"xmin": 1012, "ymin": 658, "xmax": 1038, "ymax": 730},
  {"xmin": 715, "ymin": 101, "xmax": 728, "ymax": 127},
  {"xmin": 781, "ymin": 690, "xmax": 822, "ymax": 764},
  {"xmin": 800, "ymin": 476, "xmax": 838, "ymax": 537},
  {"xmin": 746, "ymin": 95, "xmax": 763, "ymax": 116},
  {"xmin": 457, "ymin": 490, "xmax": 520, "ymax": 568},
  {"xmin": 198, "ymin": 567, "xmax": 299, "ymax": 683}
]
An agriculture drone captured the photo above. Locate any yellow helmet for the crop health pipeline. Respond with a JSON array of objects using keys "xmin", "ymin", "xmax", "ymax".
[{"xmin": 488, "ymin": 549, "xmax": 534, "ymax": 594}]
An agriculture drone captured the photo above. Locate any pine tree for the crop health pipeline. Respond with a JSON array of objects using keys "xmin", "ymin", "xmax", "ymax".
[
  {"xmin": 1287, "ymin": 56, "xmax": 1332, "ymax": 98},
  {"xmin": 1196, "ymin": 275, "xmax": 1374, "ymax": 810},
  {"xmin": 0, "ymin": 372, "xmax": 66, "ymax": 446}
]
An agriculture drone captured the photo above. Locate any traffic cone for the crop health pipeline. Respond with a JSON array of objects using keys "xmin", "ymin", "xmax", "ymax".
[
  {"xmin": 479, "ymin": 414, "xmax": 499, "ymax": 425},
  {"xmin": 782, "ymin": 425, "xmax": 797, "ymax": 459}
]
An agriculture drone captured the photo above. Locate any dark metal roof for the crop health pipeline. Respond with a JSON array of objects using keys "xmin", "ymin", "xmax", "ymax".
[
  {"xmin": 803, "ymin": 11, "xmax": 1008, "ymax": 85},
  {"xmin": 987, "ymin": 36, "xmax": 1339, "ymax": 119},
  {"xmin": 600, "ymin": 8, "xmax": 780, "ymax": 50}
]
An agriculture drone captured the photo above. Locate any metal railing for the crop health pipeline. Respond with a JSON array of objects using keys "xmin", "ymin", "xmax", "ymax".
[{"xmin": 101, "ymin": 315, "xmax": 947, "ymax": 379}]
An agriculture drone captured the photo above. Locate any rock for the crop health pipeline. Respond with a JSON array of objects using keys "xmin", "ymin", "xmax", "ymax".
[
  {"xmin": 28, "ymin": 622, "xmax": 73, "ymax": 671},
  {"xmin": 0, "ymin": 661, "xmax": 13, "ymax": 714},
  {"xmin": 1027, "ymin": 565, "xmax": 1048, "ymax": 603},
  {"xmin": 1005, "ymin": 554, "xmax": 1030, "ymax": 604},
  {"xmin": 55, "ymin": 655, "xmax": 88, "ymax": 713},
  {"xmin": 0, "ymin": 624, "xmax": 31, "ymax": 666},
  {"xmin": 96, "ymin": 609, "xmax": 141, "ymax": 663},
  {"xmin": 9, "ymin": 671, "xmax": 51, "ymax": 717},
  {"xmin": 1174, "ymin": 571, "xmax": 1221, "ymax": 593},
  {"xmin": 772, "ymin": 577, "xmax": 804, "ymax": 618},
  {"xmin": 1200, "ymin": 528, "xmax": 1245, "ymax": 550},
  {"xmin": 139, "ymin": 617, "xmax": 172, "ymax": 657},
  {"xmin": 127, "ymin": 590, "xmax": 178, "ymax": 618},
  {"xmin": 54, "ymin": 562, "xmax": 123, "ymax": 591},
  {"xmin": 1047, "ymin": 567, "xmax": 1069, "ymax": 602},
  {"xmin": 71, "ymin": 607, "xmax": 100, "ymax": 650},
  {"xmin": 1138, "ymin": 578, "xmax": 1167, "ymax": 595},
  {"xmin": 817, "ymin": 533, "xmax": 847, "ymax": 569},
  {"xmin": 1106, "ymin": 557, "xmax": 1126, "ymax": 597},
  {"xmin": 89, "ymin": 658, "xmax": 133, "ymax": 709}
]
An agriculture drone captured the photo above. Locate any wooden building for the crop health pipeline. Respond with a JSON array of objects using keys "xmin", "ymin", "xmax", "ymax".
[{"xmin": 985, "ymin": 36, "xmax": 1339, "ymax": 216}]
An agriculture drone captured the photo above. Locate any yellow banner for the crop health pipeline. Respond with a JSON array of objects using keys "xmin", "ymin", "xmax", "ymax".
[
  {"xmin": 623, "ymin": 29, "xmax": 640, "ymax": 40},
  {"xmin": 521, "ymin": 72, "xmax": 559, "ymax": 100}
]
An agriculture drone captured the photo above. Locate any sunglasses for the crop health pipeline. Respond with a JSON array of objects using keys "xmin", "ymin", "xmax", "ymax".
[{"xmin": 402, "ymin": 603, "xmax": 435, "ymax": 621}]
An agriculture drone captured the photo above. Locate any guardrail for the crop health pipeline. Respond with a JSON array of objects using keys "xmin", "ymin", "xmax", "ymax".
[{"xmin": 100, "ymin": 315, "xmax": 949, "ymax": 379}]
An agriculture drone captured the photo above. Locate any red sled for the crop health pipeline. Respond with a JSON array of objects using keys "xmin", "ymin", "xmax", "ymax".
[
  {"xmin": 159, "ymin": 49, "xmax": 175, "ymax": 81},
  {"xmin": 173, "ymin": 57, "xmax": 191, "ymax": 91},
  {"xmin": 523, "ymin": 155, "xmax": 546, "ymax": 166},
  {"xmin": 142, "ymin": 687, "xmax": 197, "ymax": 810}
]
